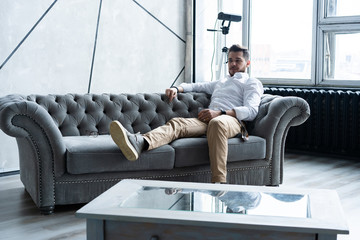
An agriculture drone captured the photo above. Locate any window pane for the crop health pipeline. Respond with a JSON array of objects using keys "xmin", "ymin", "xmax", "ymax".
[
  {"xmin": 326, "ymin": 0, "xmax": 360, "ymax": 17},
  {"xmin": 250, "ymin": 0, "xmax": 313, "ymax": 79},
  {"xmin": 195, "ymin": 0, "xmax": 243, "ymax": 82},
  {"xmin": 324, "ymin": 32, "xmax": 360, "ymax": 80}
]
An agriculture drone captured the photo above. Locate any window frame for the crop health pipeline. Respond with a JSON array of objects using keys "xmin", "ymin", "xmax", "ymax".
[
  {"xmin": 317, "ymin": 24, "xmax": 360, "ymax": 87},
  {"xmin": 316, "ymin": 0, "xmax": 360, "ymax": 87},
  {"xmin": 246, "ymin": 0, "xmax": 318, "ymax": 87}
]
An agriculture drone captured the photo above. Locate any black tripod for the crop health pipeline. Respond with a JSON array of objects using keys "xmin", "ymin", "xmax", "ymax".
[{"xmin": 215, "ymin": 20, "xmax": 231, "ymax": 80}]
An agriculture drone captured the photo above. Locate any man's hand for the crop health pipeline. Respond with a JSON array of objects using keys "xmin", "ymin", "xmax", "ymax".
[
  {"xmin": 165, "ymin": 86, "xmax": 183, "ymax": 102},
  {"xmin": 165, "ymin": 88, "xmax": 178, "ymax": 102},
  {"xmin": 198, "ymin": 109, "xmax": 221, "ymax": 123}
]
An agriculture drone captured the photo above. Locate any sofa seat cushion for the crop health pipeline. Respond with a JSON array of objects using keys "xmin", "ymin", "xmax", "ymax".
[
  {"xmin": 171, "ymin": 136, "xmax": 266, "ymax": 168},
  {"xmin": 64, "ymin": 135, "xmax": 175, "ymax": 174}
]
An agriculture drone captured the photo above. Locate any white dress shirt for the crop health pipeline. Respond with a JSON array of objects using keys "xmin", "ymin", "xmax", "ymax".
[{"xmin": 180, "ymin": 72, "xmax": 263, "ymax": 122}]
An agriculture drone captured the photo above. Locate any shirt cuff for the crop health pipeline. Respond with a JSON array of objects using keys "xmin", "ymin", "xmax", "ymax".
[
  {"xmin": 234, "ymin": 107, "xmax": 249, "ymax": 122},
  {"xmin": 179, "ymin": 83, "xmax": 193, "ymax": 93}
]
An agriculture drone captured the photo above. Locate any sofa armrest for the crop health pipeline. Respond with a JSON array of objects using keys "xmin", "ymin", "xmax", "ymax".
[
  {"xmin": 248, "ymin": 94, "xmax": 310, "ymax": 184},
  {"xmin": 0, "ymin": 94, "xmax": 66, "ymax": 211}
]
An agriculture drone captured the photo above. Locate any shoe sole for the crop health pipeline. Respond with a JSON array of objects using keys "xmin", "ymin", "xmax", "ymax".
[{"xmin": 110, "ymin": 121, "xmax": 139, "ymax": 161}]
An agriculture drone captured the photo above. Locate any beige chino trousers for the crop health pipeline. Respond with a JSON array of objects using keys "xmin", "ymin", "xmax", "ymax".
[{"xmin": 143, "ymin": 115, "xmax": 243, "ymax": 183}]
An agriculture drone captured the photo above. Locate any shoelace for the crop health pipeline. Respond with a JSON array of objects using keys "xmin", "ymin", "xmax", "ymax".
[{"xmin": 134, "ymin": 132, "xmax": 142, "ymax": 143}]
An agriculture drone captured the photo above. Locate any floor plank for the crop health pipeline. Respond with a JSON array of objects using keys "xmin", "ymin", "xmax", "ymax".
[
  {"xmin": 282, "ymin": 153, "xmax": 360, "ymax": 240},
  {"xmin": 0, "ymin": 153, "xmax": 359, "ymax": 239}
]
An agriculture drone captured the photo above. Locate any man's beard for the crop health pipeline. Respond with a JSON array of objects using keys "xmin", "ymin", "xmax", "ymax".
[{"xmin": 229, "ymin": 67, "xmax": 244, "ymax": 75}]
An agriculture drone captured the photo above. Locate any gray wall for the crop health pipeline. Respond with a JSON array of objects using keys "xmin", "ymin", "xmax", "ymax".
[{"xmin": 0, "ymin": 0, "xmax": 187, "ymax": 172}]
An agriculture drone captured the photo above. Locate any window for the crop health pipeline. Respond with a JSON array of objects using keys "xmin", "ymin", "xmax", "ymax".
[
  {"xmin": 193, "ymin": 0, "xmax": 360, "ymax": 87},
  {"xmin": 318, "ymin": 0, "xmax": 360, "ymax": 87},
  {"xmin": 323, "ymin": 31, "xmax": 360, "ymax": 81},
  {"xmin": 325, "ymin": 0, "xmax": 360, "ymax": 17},
  {"xmin": 250, "ymin": 0, "xmax": 314, "ymax": 84}
]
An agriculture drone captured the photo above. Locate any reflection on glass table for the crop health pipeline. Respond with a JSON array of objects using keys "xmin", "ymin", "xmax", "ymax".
[{"xmin": 118, "ymin": 186, "xmax": 309, "ymax": 219}]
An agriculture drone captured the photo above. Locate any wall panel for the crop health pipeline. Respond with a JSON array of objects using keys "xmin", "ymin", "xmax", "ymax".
[{"xmin": 0, "ymin": 0, "xmax": 187, "ymax": 172}]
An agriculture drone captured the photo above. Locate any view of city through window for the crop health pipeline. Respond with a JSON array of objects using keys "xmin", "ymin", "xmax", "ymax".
[{"xmin": 250, "ymin": 0, "xmax": 313, "ymax": 80}]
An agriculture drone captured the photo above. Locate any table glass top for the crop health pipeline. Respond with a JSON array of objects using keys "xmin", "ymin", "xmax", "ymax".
[{"xmin": 118, "ymin": 185, "xmax": 310, "ymax": 218}]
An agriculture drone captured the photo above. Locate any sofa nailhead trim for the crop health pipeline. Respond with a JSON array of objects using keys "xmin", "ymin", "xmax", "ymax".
[{"xmin": 55, "ymin": 165, "xmax": 271, "ymax": 185}]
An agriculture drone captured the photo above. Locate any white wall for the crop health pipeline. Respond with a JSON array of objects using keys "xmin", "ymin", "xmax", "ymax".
[{"xmin": 0, "ymin": 0, "xmax": 187, "ymax": 172}]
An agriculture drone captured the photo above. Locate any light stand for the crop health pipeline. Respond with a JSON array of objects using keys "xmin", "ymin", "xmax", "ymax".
[
  {"xmin": 217, "ymin": 20, "xmax": 231, "ymax": 80},
  {"xmin": 207, "ymin": 12, "xmax": 242, "ymax": 80}
]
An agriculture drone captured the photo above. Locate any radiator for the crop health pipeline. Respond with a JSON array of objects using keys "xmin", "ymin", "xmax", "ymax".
[{"xmin": 264, "ymin": 87, "xmax": 360, "ymax": 158}]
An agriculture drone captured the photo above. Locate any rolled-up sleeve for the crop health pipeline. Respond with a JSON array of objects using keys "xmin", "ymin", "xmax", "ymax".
[
  {"xmin": 233, "ymin": 78, "xmax": 263, "ymax": 121},
  {"xmin": 180, "ymin": 81, "xmax": 217, "ymax": 94},
  {"xmin": 179, "ymin": 83, "xmax": 193, "ymax": 93}
]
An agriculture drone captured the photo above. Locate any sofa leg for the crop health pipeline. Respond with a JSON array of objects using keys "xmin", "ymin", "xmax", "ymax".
[
  {"xmin": 266, "ymin": 184, "xmax": 279, "ymax": 187},
  {"xmin": 40, "ymin": 206, "xmax": 54, "ymax": 215}
]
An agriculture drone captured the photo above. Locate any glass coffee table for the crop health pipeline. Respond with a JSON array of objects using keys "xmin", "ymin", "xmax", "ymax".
[{"xmin": 76, "ymin": 179, "xmax": 348, "ymax": 240}]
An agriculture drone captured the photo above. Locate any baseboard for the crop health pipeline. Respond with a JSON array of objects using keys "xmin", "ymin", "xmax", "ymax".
[{"xmin": 0, "ymin": 170, "xmax": 20, "ymax": 177}]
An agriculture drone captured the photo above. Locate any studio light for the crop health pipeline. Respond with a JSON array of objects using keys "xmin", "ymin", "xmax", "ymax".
[{"xmin": 217, "ymin": 12, "xmax": 242, "ymax": 22}]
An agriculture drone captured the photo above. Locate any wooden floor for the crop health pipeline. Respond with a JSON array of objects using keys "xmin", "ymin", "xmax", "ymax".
[{"xmin": 0, "ymin": 153, "xmax": 359, "ymax": 240}]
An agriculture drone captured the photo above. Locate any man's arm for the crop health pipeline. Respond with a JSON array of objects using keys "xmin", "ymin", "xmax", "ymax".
[
  {"xmin": 233, "ymin": 78, "xmax": 263, "ymax": 121},
  {"xmin": 166, "ymin": 80, "xmax": 217, "ymax": 103}
]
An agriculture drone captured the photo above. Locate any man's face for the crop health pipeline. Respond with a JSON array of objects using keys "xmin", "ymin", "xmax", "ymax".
[{"xmin": 227, "ymin": 51, "xmax": 250, "ymax": 76}]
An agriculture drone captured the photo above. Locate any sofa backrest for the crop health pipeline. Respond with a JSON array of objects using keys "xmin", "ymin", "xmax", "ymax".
[{"xmin": 26, "ymin": 93, "xmax": 211, "ymax": 136}]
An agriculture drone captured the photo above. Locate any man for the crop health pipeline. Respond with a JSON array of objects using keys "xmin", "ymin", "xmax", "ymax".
[{"xmin": 110, "ymin": 44, "xmax": 263, "ymax": 183}]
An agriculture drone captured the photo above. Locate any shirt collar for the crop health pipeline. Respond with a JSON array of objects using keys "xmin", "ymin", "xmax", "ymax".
[{"xmin": 227, "ymin": 72, "xmax": 249, "ymax": 80}]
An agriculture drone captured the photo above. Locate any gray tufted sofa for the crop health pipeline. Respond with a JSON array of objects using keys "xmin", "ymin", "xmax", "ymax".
[{"xmin": 0, "ymin": 92, "xmax": 309, "ymax": 214}]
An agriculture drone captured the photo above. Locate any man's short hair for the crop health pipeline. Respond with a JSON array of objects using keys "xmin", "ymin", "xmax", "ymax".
[{"xmin": 228, "ymin": 44, "xmax": 250, "ymax": 61}]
